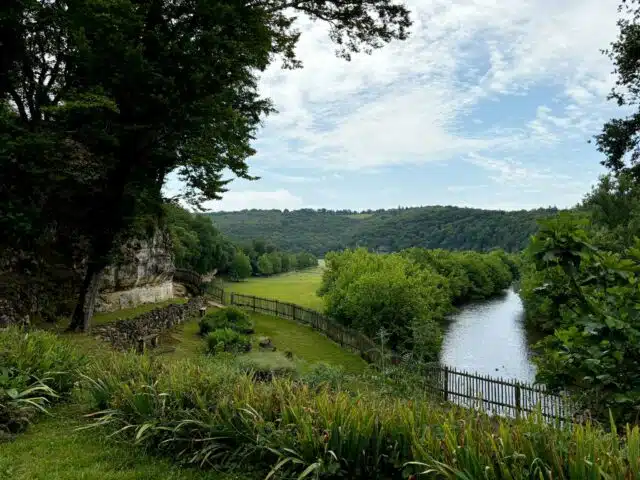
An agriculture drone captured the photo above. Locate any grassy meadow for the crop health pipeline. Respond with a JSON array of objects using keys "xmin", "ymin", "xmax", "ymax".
[
  {"xmin": 224, "ymin": 265, "xmax": 324, "ymax": 311},
  {"xmin": 0, "ymin": 405, "xmax": 246, "ymax": 480},
  {"xmin": 251, "ymin": 312, "xmax": 367, "ymax": 373}
]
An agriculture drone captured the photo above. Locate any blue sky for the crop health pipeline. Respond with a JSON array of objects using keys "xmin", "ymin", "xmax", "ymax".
[{"xmin": 165, "ymin": 0, "xmax": 624, "ymax": 212}]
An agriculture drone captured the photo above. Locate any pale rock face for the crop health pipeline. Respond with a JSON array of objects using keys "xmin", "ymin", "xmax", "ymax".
[{"xmin": 95, "ymin": 229, "xmax": 176, "ymax": 312}]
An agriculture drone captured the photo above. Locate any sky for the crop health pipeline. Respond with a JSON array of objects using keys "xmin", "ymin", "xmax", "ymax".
[{"xmin": 165, "ymin": 0, "xmax": 627, "ymax": 212}]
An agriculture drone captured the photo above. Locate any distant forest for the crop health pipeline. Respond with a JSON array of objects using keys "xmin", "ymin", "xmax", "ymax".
[{"xmin": 206, "ymin": 206, "xmax": 560, "ymax": 256}]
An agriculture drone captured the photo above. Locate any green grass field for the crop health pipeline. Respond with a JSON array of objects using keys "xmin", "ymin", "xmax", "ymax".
[
  {"xmin": 0, "ymin": 405, "xmax": 248, "ymax": 480},
  {"xmin": 251, "ymin": 312, "xmax": 367, "ymax": 373},
  {"xmin": 224, "ymin": 267, "xmax": 324, "ymax": 311}
]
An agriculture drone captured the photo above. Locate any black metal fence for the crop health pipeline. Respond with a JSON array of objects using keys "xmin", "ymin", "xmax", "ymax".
[{"xmin": 421, "ymin": 364, "xmax": 575, "ymax": 422}]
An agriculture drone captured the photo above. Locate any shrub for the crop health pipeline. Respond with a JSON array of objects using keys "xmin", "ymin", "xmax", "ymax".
[
  {"xmin": 0, "ymin": 328, "xmax": 86, "ymax": 437},
  {"xmin": 206, "ymin": 328, "xmax": 251, "ymax": 354},
  {"xmin": 300, "ymin": 362, "xmax": 344, "ymax": 390},
  {"xmin": 0, "ymin": 328, "xmax": 85, "ymax": 398},
  {"xmin": 1, "ymin": 366, "xmax": 56, "ymax": 438},
  {"xmin": 235, "ymin": 352, "xmax": 297, "ymax": 381},
  {"xmin": 199, "ymin": 307, "xmax": 254, "ymax": 335}
]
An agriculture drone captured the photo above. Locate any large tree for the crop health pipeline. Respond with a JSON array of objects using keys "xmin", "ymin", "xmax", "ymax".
[
  {"xmin": 0, "ymin": 0, "xmax": 411, "ymax": 331},
  {"xmin": 597, "ymin": 0, "xmax": 640, "ymax": 178}
]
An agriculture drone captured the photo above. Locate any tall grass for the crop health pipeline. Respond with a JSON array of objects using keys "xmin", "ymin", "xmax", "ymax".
[
  {"xmin": 82, "ymin": 353, "xmax": 640, "ymax": 479},
  {"xmin": 0, "ymin": 328, "xmax": 86, "ymax": 437}
]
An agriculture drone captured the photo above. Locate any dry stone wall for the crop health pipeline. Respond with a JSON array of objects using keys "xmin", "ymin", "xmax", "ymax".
[{"xmin": 93, "ymin": 297, "xmax": 205, "ymax": 350}]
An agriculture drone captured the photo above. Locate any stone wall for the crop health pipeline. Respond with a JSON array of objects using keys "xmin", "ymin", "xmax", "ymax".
[
  {"xmin": 95, "ymin": 229, "xmax": 176, "ymax": 313},
  {"xmin": 93, "ymin": 297, "xmax": 205, "ymax": 350}
]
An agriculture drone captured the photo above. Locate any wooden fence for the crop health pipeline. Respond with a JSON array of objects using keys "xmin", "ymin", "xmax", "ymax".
[{"xmin": 206, "ymin": 285, "xmax": 576, "ymax": 423}]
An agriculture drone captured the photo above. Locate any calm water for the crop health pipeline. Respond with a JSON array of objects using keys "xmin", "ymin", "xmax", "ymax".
[{"xmin": 440, "ymin": 288, "xmax": 537, "ymax": 383}]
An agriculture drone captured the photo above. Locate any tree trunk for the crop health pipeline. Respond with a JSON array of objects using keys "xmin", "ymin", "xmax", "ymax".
[{"xmin": 68, "ymin": 261, "xmax": 104, "ymax": 332}]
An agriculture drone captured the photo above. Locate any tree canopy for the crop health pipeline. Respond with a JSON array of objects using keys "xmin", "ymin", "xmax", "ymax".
[{"xmin": 207, "ymin": 206, "xmax": 558, "ymax": 256}]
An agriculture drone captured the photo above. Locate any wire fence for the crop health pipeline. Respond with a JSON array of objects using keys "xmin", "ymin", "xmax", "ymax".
[{"xmin": 205, "ymin": 282, "xmax": 576, "ymax": 423}]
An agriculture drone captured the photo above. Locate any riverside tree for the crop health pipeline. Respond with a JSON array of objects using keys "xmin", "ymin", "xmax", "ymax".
[
  {"xmin": 0, "ymin": 0, "xmax": 411, "ymax": 331},
  {"xmin": 229, "ymin": 251, "xmax": 252, "ymax": 281}
]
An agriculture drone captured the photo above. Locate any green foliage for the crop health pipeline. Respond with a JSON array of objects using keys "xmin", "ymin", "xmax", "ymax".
[
  {"xmin": 234, "ymin": 352, "xmax": 297, "ymax": 381},
  {"xmin": 320, "ymin": 248, "xmax": 514, "ymax": 360},
  {"xmin": 228, "ymin": 251, "xmax": 252, "ymax": 281},
  {"xmin": 596, "ymin": 0, "xmax": 640, "ymax": 180},
  {"xmin": 521, "ymin": 213, "xmax": 640, "ymax": 423},
  {"xmin": 256, "ymin": 254, "xmax": 273, "ymax": 276},
  {"xmin": 300, "ymin": 362, "xmax": 345, "ymax": 390},
  {"xmin": 267, "ymin": 251, "xmax": 282, "ymax": 274},
  {"xmin": 206, "ymin": 328, "xmax": 252, "ymax": 354},
  {"xmin": 164, "ymin": 203, "xmax": 236, "ymax": 275},
  {"xmin": 208, "ymin": 206, "xmax": 559, "ymax": 256},
  {"xmin": 82, "ymin": 353, "xmax": 640, "ymax": 479},
  {"xmin": 0, "ymin": 328, "xmax": 86, "ymax": 437},
  {"xmin": 199, "ymin": 308, "xmax": 254, "ymax": 336}
]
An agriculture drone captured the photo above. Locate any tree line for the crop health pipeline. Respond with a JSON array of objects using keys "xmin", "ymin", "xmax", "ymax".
[
  {"xmin": 517, "ymin": 0, "xmax": 640, "ymax": 425},
  {"xmin": 318, "ymin": 247, "xmax": 517, "ymax": 361},
  {"xmin": 0, "ymin": 0, "xmax": 410, "ymax": 332},
  {"xmin": 165, "ymin": 203, "xmax": 317, "ymax": 282},
  {"xmin": 208, "ymin": 206, "xmax": 558, "ymax": 256}
]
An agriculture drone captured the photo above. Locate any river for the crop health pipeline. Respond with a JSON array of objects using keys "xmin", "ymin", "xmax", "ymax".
[{"xmin": 440, "ymin": 288, "xmax": 537, "ymax": 383}]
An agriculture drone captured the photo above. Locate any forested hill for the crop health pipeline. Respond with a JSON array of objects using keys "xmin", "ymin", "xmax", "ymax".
[{"xmin": 206, "ymin": 206, "xmax": 559, "ymax": 256}]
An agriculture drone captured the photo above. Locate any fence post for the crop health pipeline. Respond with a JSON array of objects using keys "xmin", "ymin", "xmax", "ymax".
[
  {"xmin": 275, "ymin": 299, "xmax": 279, "ymax": 316},
  {"xmin": 443, "ymin": 366, "xmax": 449, "ymax": 401},
  {"xmin": 252, "ymin": 295, "xmax": 256, "ymax": 312},
  {"xmin": 515, "ymin": 382, "xmax": 522, "ymax": 419},
  {"xmin": 230, "ymin": 292, "xmax": 235, "ymax": 305}
]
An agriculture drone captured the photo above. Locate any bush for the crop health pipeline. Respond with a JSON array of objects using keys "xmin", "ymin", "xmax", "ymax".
[
  {"xmin": 300, "ymin": 362, "xmax": 344, "ymax": 390},
  {"xmin": 206, "ymin": 328, "xmax": 251, "ymax": 354},
  {"xmin": 83, "ymin": 354, "xmax": 640, "ymax": 479},
  {"xmin": 0, "ymin": 328, "xmax": 86, "ymax": 437},
  {"xmin": 235, "ymin": 352, "xmax": 297, "ymax": 381},
  {"xmin": 199, "ymin": 307, "xmax": 254, "ymax": 335},
  {"xmin": 320, "ymin": 248, "xmax": 445, "ymax": 360},
  {"xmin": 0, "ymin": 328, "xmax": 85, "ymax": 398}
]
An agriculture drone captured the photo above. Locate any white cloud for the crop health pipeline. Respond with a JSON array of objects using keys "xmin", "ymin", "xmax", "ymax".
[
  {"xmin": 204, "ymin": 189, "xmax": 303, "ymax": 212},
  {"xmin": 252, "ymin": 0, "xmax": 620, "ymax": 173}
]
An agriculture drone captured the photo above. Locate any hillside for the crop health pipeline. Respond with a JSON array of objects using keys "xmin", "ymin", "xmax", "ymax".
[{"xmin": 206, "ymin": 206, "xmax": 559, "ymax": 256}]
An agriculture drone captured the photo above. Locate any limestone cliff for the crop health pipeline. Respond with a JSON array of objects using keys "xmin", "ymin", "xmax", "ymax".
[{"xmin": 95, "ymin": 229, "xmax": 176, "ymax": 312}]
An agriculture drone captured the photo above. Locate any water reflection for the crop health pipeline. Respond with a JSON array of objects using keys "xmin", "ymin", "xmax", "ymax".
[{"xmin": 440, "ymin": 288, "xmax": 537, "ymax": 383}]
